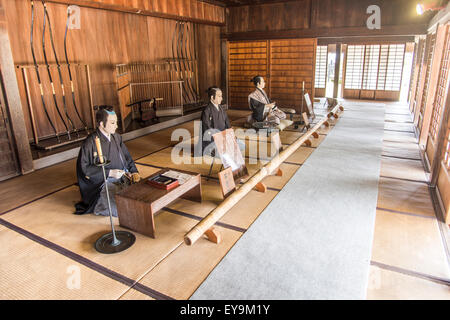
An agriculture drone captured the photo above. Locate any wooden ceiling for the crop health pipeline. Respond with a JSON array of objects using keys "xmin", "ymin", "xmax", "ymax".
[{"xmin": 200, "ymin": 0, "xmax": 290, "ymax": 7}]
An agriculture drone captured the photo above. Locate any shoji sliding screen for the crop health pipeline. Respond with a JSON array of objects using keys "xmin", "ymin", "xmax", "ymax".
[
  {"xmin": 418, "ymin": 33, "xmax": 437, "ymax": 131},
  {"xmin": 426, "ymin": 28, "xmax": 450, "ymax": 166},
  {"xmin": 314, "ymin": 45, "xmax": 328, "ymax": 97},
  {"xmin": 343, "ymin": 43, "xmax": 406, "ymax": 100}
]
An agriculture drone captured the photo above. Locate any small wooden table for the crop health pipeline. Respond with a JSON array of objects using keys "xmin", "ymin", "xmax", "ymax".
[{"xmin": 115, "ymin": 168, "xmax": 201, "ymax": 238}]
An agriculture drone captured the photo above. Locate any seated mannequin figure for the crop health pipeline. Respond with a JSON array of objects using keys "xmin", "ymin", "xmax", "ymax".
[
  {"xmin": 248, "ymin": 75, "xmax": 287, "ymax": 125},
  {"xmin": 199, "ymin": 86, "xmax": 245, "ymax": 157},
  {"xmin": 75, "ymin": 105, "xmax": 140, "ymax": 217}
]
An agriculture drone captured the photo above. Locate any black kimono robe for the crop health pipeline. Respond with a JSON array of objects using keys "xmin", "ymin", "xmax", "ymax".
[
  {"xmin": 248, "ymin": 88, "xmax": 272, "ymax": 122},
  {"xmin": 200, "ymin": 102, "xmax": 231, "ymax": 151},
  {"xmin": 75, "ymin": 129, "xmax": 138, "ymax": 215}
]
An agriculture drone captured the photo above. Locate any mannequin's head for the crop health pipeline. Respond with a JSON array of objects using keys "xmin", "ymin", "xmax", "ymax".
[
  {"xmin": 95, "ymin": 105, "xmax": 118, "ymax": 135},
  {"xmin": 207, "ymin": 87, "xmax": 223, "ymax": 105},
  {"xmin": 251, "ymin": 76, "xmax": 265, "ymax": 89}
]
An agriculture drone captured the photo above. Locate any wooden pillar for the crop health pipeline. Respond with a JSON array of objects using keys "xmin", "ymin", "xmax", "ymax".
[
  {"xmin": 221, "ymin": 39, "xmax": 228, "ymax": 106},
  {"xmin": 0, "ymin": 0, "xmax": 33, "ymax": 174},
  {"xmin": 333, "ymin": 43, "xmax": 342, "ymax": 98}
]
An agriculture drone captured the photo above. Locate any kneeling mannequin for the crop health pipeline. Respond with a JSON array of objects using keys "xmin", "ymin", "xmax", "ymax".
[{"xmin": 75, "ymin": 105, "xmax": 140, "ymax": 217}]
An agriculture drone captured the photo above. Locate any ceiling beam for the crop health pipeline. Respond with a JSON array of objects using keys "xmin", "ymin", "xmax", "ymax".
[
  {"xmin": 222, "ymin": 24, "xmax": 429, "ymax": 41},
  {"xmin": 46, "ymin": 0, "xmax": 226, "ymax": 26}
]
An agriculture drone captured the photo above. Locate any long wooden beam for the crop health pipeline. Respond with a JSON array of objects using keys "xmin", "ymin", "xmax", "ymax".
[
  {"xmin": 222, "ymin": 24, "xmax": 429, "ymax": 41},
  {"xmin": 46, "ymin": 0, "xmax": 226, "ymax": 26},
  {"xmin": 184, "ymin": 104, "xmax": 344, "ymax": 246},
  {"xmin": 317, "ymin": 36, "xmax": 416, "ymax": 46}
]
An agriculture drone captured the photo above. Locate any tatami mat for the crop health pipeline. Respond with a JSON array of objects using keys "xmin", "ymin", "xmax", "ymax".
[
  {"xmin": 382, "ymin": 141, "xmax": 422, "ymax": 160},
  {"xmin": 385, "ymin": 114, "xmax": 413, "ymax": 123},
  {"xmin": 0, "ymin": 224, "xmax": 131, "ymax": 300},
  {"xmin": 384, "ymin": 122, "xmax": 415, "ymax": 132},
  {"xmin": 119, "ymin": 288, "xmax": 155, "ymax": 300},
  {"xmin": 285, "ymin": 147, "xmax": 314, "ymax": 164},
  {"xmin": 0, "ymin": 159, "xmax": 76, "ymax": 215},
  {"xmin": 383, "ymin": 131, "xmax": 417, "ymax": 144},
  {"xmin": 1, "ymin": 186, "xmax": 199, "ymax": 282},
  {"xmin": 127, "ymin": 225, "xmax": 243, "ymax": 300},
  {"xmin": 380, "ymin": 157, "xmax": 428, "ymax": 183},
  {"xmin": 371, "ymin": 209, "xmax": 450, "ymax": 280},
  {"xmin": 367, "ymin": 265, "xmax": 450, "ymax": 300},
  {"xmin": 377, "ymin": 177, "xmax": 436, "ymax": 218},
  {"xmin": 166, "ymin": 180, "xmax": 279, "ymax": 229}
]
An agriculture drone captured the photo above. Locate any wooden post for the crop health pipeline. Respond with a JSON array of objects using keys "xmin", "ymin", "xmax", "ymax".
[
  {"xmin": 333, "ymin": 43, "xmax": 341, "ymax": 98},
  {"xmin": 0, "ymin": 0, "xmax": 33, "ymax": 174},
  {"xmin": 184, "ymin": 105, "xmax": 342, "ymax": 246},
  {"xmin": 221, "ymin": 39, "xmax": 228, "ymax": 106}
]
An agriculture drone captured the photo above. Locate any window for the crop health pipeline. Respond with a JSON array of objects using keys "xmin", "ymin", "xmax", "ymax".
[
  {"xmin": 345, "ymin": 45, "xmax": 365, "ymax": 89},
  {"xmin": 315, "ymin": 46, "xmax": 328, "ymax": 89}
]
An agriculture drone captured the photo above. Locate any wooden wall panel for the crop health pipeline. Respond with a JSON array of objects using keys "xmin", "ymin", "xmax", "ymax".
[
  {"xmin": 196, "ymin": 23, "xmax": 221, "ymax": 103},
  {"xmin": 269, "ymin": 38, "xmax": 316, "ymax": 113},
  {"xmin": 5, "ymin": 0, "xmax": 221, "ymax": 140},
  {"xmin": 227, "ymin": 0, "xmax": 310, "ymax": 34},
  {"xmin": 228, "ymin": 40, "xmax": 268, "ymax": 109},
  {"xmin": 227, "ymin": 38, "xmax": 316, "ymax": 113},
  {"xmin": 225, "ymin": 0, "xmax": 431, "ymax": 37}
]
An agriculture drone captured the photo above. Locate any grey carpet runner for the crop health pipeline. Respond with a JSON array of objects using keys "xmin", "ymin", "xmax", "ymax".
[{"xmin": 191, "ymin": 102, "xmax": 386, "ymax": 300}]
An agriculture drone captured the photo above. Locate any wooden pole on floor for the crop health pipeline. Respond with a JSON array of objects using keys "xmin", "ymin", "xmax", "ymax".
[{"xmin": 184, "ymin": 105, "xmax": 344, "ymax": 246}]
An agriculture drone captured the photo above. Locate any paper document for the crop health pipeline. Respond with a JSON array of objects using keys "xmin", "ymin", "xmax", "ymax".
[
  {"xmin": 221, "ymin": 153, "xmax": 239, "ymax": 171},
  {"xmin": 161, "ymin": 170, "xmax": 193, "ymax": 185}
]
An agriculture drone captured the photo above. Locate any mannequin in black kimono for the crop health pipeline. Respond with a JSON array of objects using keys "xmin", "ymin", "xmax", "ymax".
[
  {"xmin": 75, "ymin": 106, "xmax": 140, "ymax": 216},
  {"xmin": 248, "ymin": 76, "xmax": 286, "ymax": 124},
  {"xmin": 200, "ymin": 87, "xmax": 244, "ymax": 157}
]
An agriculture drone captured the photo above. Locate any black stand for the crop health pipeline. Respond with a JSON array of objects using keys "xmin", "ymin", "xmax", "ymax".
[
  {"xmin": 94, "ymin": 158, "xmax": 135, "ymax": 254},
  {"xmin": 293, "ymin": 87, "xmax": 305, "ymax": 129}
]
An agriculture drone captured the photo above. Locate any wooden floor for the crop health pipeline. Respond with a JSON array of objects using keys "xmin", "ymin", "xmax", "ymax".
[
  {"xmin": 367, "ymin": 101, "xmax": 450, "ymax": 299},
  {"xmin": 0, "ymin": 100, "xmax": 448, "ymax": 299}
]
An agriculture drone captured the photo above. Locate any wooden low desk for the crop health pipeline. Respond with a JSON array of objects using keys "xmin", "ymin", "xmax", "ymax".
[{"xmin": 115, "ymin": 168, "xmax": 201, "ymax": 238}]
